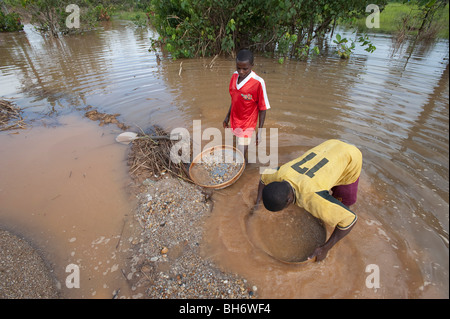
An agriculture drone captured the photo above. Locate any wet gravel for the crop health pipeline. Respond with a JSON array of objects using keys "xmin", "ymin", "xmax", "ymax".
[
  {"xmin": 0, "ymin": 229, "xmax": 60, "ymax": 299},
  {"xmin": 124, "ymin": 176, "xmax": 257, "ymax": 299},
  {"xmin": 0, "ymin": 161, "xmax": 255, "ymax": 299}
]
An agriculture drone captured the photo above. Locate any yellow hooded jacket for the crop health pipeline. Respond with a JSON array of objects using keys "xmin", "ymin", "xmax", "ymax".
[{"xmin": 261, "ymin": 139, "xmax": 362, "ymax": 230}]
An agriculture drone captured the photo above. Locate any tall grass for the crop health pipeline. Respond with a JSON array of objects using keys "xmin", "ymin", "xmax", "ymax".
[
  {"xmin": 344, "ymin": 2, "xmax": 449, "ymax": 39},
  {"xmin": 111, "ymin": 10, "xmax": 150, "ymax": 27},
  {"xmin": 112, "ymin": 10, "xmax": 148, "ymax": 21}
]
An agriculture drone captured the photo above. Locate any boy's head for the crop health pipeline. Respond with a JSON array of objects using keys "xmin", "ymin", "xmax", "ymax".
[
  {"xmin": 236, "ymin": 49, "xmax": 254, "ymax": 65},
  {"xmin": 236, "ymin": 49, "xmax": 254, "ymax": 80},
  {"xmin": 262, "ymin": 181, "xmax": 293, "ymax": 212}
]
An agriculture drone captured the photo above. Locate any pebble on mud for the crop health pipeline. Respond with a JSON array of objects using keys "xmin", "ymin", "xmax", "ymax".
[{"xmin": 124, "ymin": 176, "xmax": 256, "ymax": 299}]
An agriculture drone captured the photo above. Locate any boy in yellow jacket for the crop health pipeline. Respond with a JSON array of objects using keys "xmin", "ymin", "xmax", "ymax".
[{"xmin": 255, "ymin": 139, "xmax": 363, "ymax": 262}]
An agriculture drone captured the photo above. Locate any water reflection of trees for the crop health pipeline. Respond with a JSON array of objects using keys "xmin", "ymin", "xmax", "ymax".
[
  {"xmin": 401, "ymin": 61, "xmax": 449, "ymax": 184},
  {"xmin": 351, "ymin": 34, "xmax": 449, "ymax": 244},
  {"xmin": 383, "ymin": 37, "xmax": 449, "ymax": 186},
  {"xmin": 391, "ymin": 37, "xmax": 445, "ymax": 68},
  {"xmin": 0, "ymin": 22, "xmax": 164, "ymax": 125},
  {"xmin": 1, "ymin": 25, "xmax": 112, "ymax": 116}
]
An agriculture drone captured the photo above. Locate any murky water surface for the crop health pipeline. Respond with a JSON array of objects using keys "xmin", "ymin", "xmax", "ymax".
[{"xmin": 0, "ymin": 21, "xmax": 448, "ymax": 298}]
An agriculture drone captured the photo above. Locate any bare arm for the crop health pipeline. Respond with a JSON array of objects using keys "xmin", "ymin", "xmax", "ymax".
[
  {"xmin": 223, "ymin": 104, "xmax": 231, "ymax": 128},
  {"xmin": 249, "ymin": 180, "xmax": 265, "ymax": 215},
  {"xmin": 256, "ymin": 110, "xmax": 266, "ymax": 145},
  {"xmin": 255, "ymin": 180, "xmax": 265, "ymax": 206},
  {"xmin": 308, "ymin": 222, "xmax": 356, "ymax": 262}
]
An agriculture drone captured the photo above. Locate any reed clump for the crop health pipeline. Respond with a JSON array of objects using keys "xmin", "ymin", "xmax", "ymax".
[
  {"xmin": 0, "ymin": 99, "xmax": 26, "ymax": 131},
  {"xmin": 127, "ymin": 126, "xmax": 192, "ymax": 186}
]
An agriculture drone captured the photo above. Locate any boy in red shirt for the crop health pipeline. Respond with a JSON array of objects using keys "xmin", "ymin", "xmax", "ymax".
[{"xmin": 223, "ymin": 49, "xmax": 271, "ymax": 163}]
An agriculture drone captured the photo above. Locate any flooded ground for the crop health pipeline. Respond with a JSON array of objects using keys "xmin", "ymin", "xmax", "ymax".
[
  {"xmin": 0, "ymin": 21, "xmax": 448, "ymax": 298},
  {"xmin": 0, "ymin": 114, "xmax": 139, "ymax": 298}
]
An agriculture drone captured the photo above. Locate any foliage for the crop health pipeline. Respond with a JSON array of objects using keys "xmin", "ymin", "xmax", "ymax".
[
  {"xmin": 333, "ymin": 34, "xmax": 355, "ymax": 59},
  {"xmin": 333, "ymin": 33, "xmax": 376, "ymax": 59},
  {"xmin": 149, "ymin": 0, "xmax": 219, "ymax": 59},
  {"xmin": 11, "ymin": 0, "xmax": 117, "ymax": 36},
  {"xmin": 342, "ymin": 1, "xmax": 449, "ymax": 39},
  {"xmin": 93, "ymin": 4, "xmax": 111, "ymax": 21},
  {"xmin": 0, "ymin": 8, "xmax": 23, "ymax": 31},
  {"xmin": 129, "ymin": 12, "xmax": 149, "ymax": 27},
  {"xmin": 398, "ymin": 0, "xmax": 449, "ymax": 40},
  {"xmin": 148, "ymin": 0, "xmax": 388, "ymax": 60},
  {"xmin": 4, "ymin": 0, "xmax": 155, "ymax": 35},
  {"xmin": 19, "ymin": 0, "xmax": 59, "ymax": 36}
]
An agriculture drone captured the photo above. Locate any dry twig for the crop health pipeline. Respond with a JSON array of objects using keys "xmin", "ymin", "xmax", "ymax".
[
  {"xmin": 0, "ymin": 99, "xmax": 27, "ymax": 131},
  {"xmin": 127, "ymin": 126, "xmax": 192, "ymax": 185}
]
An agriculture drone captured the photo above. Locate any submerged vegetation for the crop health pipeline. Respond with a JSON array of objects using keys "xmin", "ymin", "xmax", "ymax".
[
  {"xmin": 147, "ymin": 0, "xmax": 448, "ymax": 60},
  {"xmin": 1, "ymin": 0, "xmax": 151, "ymax": 35},
  {"xmin": 148, "ymin": 0, "xmax": 388, "ymax": 60},
  {"xmin": 1, "ymin": 0, "xmax": 448, "ymax": 60}
]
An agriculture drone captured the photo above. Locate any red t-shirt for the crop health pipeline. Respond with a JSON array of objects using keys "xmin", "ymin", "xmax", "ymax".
[{"xmin": 229, "ymin": 71, "xmax": 270, "ymax": 137}]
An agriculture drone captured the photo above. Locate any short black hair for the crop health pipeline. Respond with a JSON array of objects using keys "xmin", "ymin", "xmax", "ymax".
[
  {"xmin": 262, "ymin": 181, "xmax": 291, "ymax": 212},
  {"xmin": 236, "ymin": 49, "xmax": 254, "ymax": 65}
]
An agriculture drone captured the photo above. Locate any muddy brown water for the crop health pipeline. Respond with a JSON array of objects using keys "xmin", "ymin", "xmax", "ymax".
[{"xmin": 0, "ymin": 21, "xmax": 448, "ymax": 298}]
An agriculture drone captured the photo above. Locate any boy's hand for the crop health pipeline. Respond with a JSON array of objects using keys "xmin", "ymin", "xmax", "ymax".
[
  {"xmin": 255, "ymin": 128, "xmax": 262, "ymax": 146},
  {"xmin": 249, "ymin": 202, "xmax": 261, "ymax": 215},
  {"xmin": 308, "ymin": 246, "xmax": 328, "ymax": 262},
  {"xmin": 223, "ymin": 117, "xmax": 229, "ymax": 128}
]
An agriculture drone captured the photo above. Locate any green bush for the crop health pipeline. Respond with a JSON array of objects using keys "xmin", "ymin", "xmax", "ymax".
[
  {"xmin": 0, "ymin": 9, "xmax": 23, "ymax": 32},
  {"xmin": 148, "ymin": 0, "xmax": 388, "ymax": 60}
]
